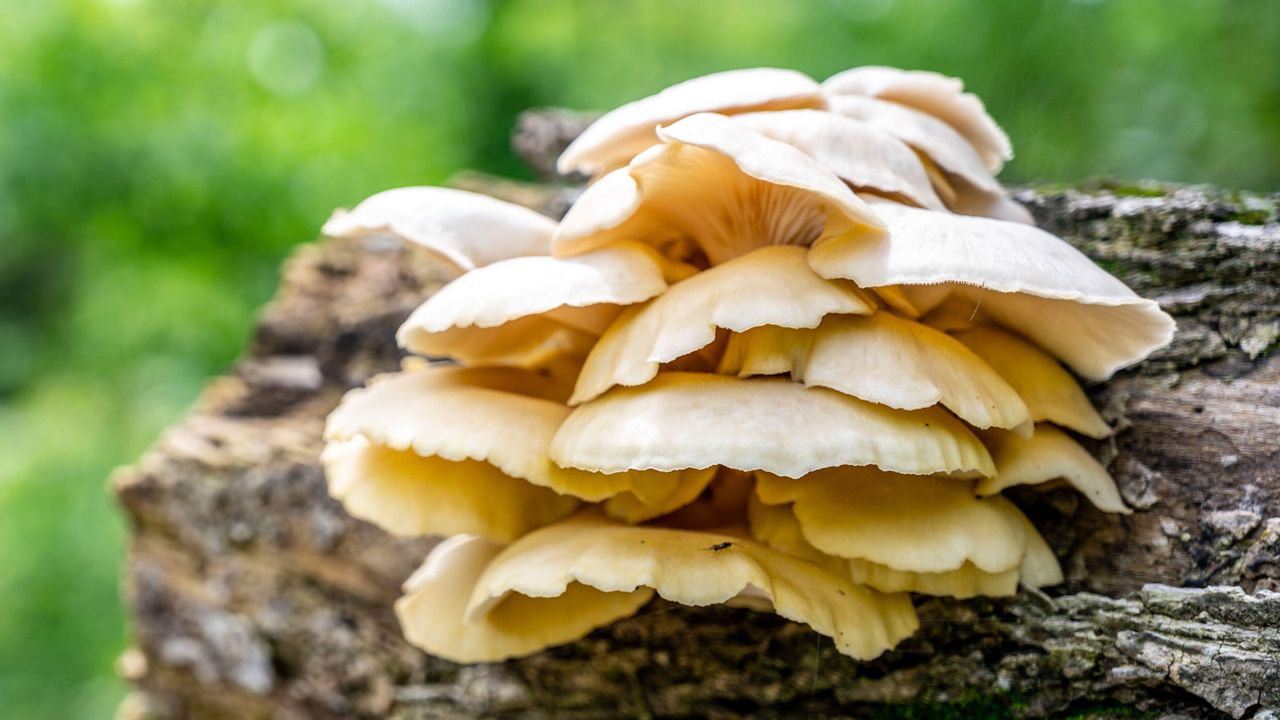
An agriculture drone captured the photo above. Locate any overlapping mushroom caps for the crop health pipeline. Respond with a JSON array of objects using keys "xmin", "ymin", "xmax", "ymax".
[{"xmin": 321, "ymin": 65, "xmax": 1174, "ymax": 664}]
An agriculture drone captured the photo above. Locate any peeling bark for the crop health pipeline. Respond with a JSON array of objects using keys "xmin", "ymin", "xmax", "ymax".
[{"xmin": 114, "ymin": 111, "xmax": 1280, "ymax": 719}]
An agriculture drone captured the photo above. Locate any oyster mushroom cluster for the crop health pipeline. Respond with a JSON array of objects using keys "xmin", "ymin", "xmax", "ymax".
[{"xmin": 322, "ymin": 67, "xmax": 1175, "ymax": 663}]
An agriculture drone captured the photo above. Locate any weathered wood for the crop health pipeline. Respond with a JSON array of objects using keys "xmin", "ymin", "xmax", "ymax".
[{"xmin": 114, "ymin": 113, "xmax": 1280, "ymax": 719}]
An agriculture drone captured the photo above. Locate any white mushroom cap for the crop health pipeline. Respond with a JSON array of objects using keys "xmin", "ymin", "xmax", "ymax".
[
  {"xmin": 719, "ymin": 311, "xmax": 1032, "ymax": 433},
  {"xmin": 459, "ymin": 510, "xmax": 919, "ymax": 661},
  {"xmin": 397, "ymin": 242, "xmax": 693, "ymax": 364},
  {"xmin": 552, "ymin": 373, "xmax": 995, "ymax": 479},
  {"xmin": 571, "ymin": 245, "xmax": 875, "ymax": 404},
  {"xmin": 825, "ymin": 95, "xmax": 1031, "ymax": 224},
  {"xmin": 553, "ymin": 113, "xmax": 885, "ymax": 266},
  {"xmin": 823, "ymin": 66, "xmax": 1013, "ymax": 172},
  {"xmin": 755, "ymin": 469, "xmax": 1028, "ymax": 574},
  {"xmin": 323, "ymin": 438, "xmax": 578, "ymax": 542},
  {"xmin": 808, "ymin": 201, "xmax": 1176, "ymax": 379},
  {"xmin": 730, "ymin": 109, "xmax": 945, "ymax": 210},
  {"xmin": 322, "ymin": 187, "xmax": 555, "ymax": 274},
  {"xmin": 952, "ymin": 326, "xmax": 1111, "ymax": 438},
  {"xmin": 396, "ymin": 534, "xmax": 653, "ymax": 664},
  {"xmin": 557, "ymin": 68, "xmax": 823, "ymax": 176},
  {"xmin": 978, "ymin": 424, "xmax": 1130, "ymax": 514}
]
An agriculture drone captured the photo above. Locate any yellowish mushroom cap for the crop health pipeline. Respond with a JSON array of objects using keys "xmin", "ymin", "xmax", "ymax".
[
  {"xmin": 553, "ymin": 372, "xmax": 995, "ymax": 479},
  {"xmin": 952, "ymin": 326, "xmax": 1112, "ymax": 438},
  {"xmin": 322, "ymin": 186, "xmax": 555, "ymax": 274},
  {"xmin": 557, "ymin": 67, "xmax": 823, "ymax": 176},
  {"xmin": 823, "ymin": 66, "xmax": 1013, "ymax": 173},
  {"xmin": 571, "ymin": 245, "xmax": 875, "ymax": 404},
  {"xmin": 808, "ymin": 201, "xmax": 1176, "ymax": 379},
  {"xmin": 730, "ymin": 109, "xmax": 945, "ymax": 210},
  {"xmin": 322, "ymin": 438, "xmax": 578, "ymax": 542},
  {"xmin": 754, "ymin": 469, "xmax": 1028, "ymax": 574},
  {"xmin": 553, "ymin": 113, "xmax": 885, "ymax": 266},
  {"xmin": 979, "ymin": 424, "xmax": 1130, "ymax": 514},
  {"xmin": 603, "ymin": 467, "xmax": 718, "ymax": 524},
  {"xmin": 719, "ymin": 311, "xmax": 1032, "ymax": 433},
  {"xmin": 461, "ymin": 510, "xmax": 919, "ymax": 661},
  {"xmin": 396, "ymin": 534, "xmax": 654, "ymax": 664}
]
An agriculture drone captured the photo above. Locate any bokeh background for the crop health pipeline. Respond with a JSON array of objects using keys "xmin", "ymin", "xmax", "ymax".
[{"xmin": 1, "ymin": 0, "xmax": 1277, "ymax": 717}]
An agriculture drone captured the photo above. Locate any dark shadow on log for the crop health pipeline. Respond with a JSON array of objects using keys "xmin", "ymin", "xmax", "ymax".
[{"xmin": 113, "ymin": 111, "xmax": 1280, "ymax": 719}]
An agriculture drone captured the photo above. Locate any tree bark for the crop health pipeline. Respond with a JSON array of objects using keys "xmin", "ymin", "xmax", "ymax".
[{"xmin": 114, "ymin": 111, "xmax": 1280, "ymax": 720}]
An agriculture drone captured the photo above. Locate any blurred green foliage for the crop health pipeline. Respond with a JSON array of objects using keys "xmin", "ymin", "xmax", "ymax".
[{"xmin": 0, "ymin": 0, "xmax": 1275, "ymax": 717}]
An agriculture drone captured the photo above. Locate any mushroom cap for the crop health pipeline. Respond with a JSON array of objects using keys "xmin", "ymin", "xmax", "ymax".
[
  {"xmin": 826, "ymin": 94, "xmax": 999, "ymax": 195},
  {"xmin": 603, "ymin": 467, "xmax": 718, "ymax": 524},
  {"xmin": 465, "ymin": 510, "xmax": 919, "ymax": 661},
  {"xmin": 322, "ymin": 186, "xmax": 555, "ymax": 274},
  {"xmin": 396, "ymin": 534, "xmax": 654, "ymax": 663},
  {"xmin": 571, "ymin": 245, "xmax": 875, "ymax": 404},
  {"xmin": 1018, "ymin": 512, "xmax": 1065, "ymax": 589},
  {"xmin": 557, "ymin": 67, "xmax": 823, "ymax": 176},
  {"xmin": 553, "ymin": 113, "xmax": 885, "ymax": 266},
  {"xmin": 323, "ymin": 438, "xmax": 579, "ymax": 542},
  {"xmin": 730, "ymin": 109, "xmax": 944, "ymax": 210},
  {"xmin": 846, "ymin": 558, "xmax": 1019, "ymax": 599},
  {"xmin": 553, "ymin": 372, "xmax": 995, "ymax": 479},
  {"xmin": 327, "ymin": 367, "xmax": 704, "ymax": 503},
  {"xmin": 401, "ymin": 241, "xmax": 684, "ymax": 334},
  {"xmin": 808, "ymin": 201, "xmax": 1176, "ymax": 379},
  {"xmin": 399, "ymin": 313, "xmax": 597, "ymax": 369},
  {"xmin": 822, "ymin": 66, "xmax": 1013, "ymax": 172},
  {"xmin": 719, "ymin": 311, "xmax": 1032, "ymax": 433},
  {"xmin": 952, "ymin": 326, "xmax": 1111, "ymax": 438},
  {"xmin": 978, "ymin": 424, "xmax": 1130, "ymax": 514},
  {"xmin": 755, "ymin": 469, "xmax": 1028, "ymax": 574}
]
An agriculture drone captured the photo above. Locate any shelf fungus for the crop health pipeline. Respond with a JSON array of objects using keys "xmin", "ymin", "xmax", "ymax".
[{"xmin": 321, "ymin": 66, "xmax": 1173, "ymax": 663}]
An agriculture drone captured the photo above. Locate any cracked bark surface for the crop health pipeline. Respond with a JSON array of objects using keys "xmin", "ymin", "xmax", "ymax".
[{"xmin": 114, "ymin": 111, "xmax": 1280, "ymax": 719}]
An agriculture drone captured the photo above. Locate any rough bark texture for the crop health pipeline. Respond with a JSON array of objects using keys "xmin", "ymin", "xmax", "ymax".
[{"xmin": 114, "ymin": 111, "xmax": 1280, "ymax": 720}]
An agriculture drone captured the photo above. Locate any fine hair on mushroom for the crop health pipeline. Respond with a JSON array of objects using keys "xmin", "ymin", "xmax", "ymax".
[{"xmin": 321, "ymin": 65, "xmax": 1174, "ymax": 664}]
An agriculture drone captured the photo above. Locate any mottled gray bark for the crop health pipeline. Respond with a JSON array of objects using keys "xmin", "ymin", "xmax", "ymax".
[{"xmin": 114, "ymin": 112, "xmax": 1280, "ymax": 719}]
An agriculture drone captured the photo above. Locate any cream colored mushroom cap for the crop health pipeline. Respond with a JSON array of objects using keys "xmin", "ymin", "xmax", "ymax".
[
  {"xmin": 400, "ymin": 241, "xmax": 678, "ymax": 334},
  {"xmin": 553, "ymin": 113, "xmax": 885, "ymax": 265},
  {"xmin": 755, "ymin": 469, "xmax": 1028, "ymax": 574},
  {"xmin": 731, "ymin": 109, "xmax": 944, "ymax": 210},
  {"xmin": 823, "ymin": 66, "xmax": 1013, "ymax": 172},
  {"xmin": 323, "ymin": 438, "xmax": 578, "ymax": 542},
  {"xmin": 808, "ymin": 202, "xmax": 1176, "ymax": 379},
  {"xmin": 719, "ymin": 311, "xmax": 1031, "ymax": 433},
  {"xmin": 322, "ymin": 186, "xmax": 554, "ymax": 274},
  {"xmin": 979, "ymin": 425, "xmax": 1130, "ymax": 514},
  {"xmin": 396, "ymin": 534, "xmax": 653, "ymax": 663},
  {"xmin": 326, "ymin": 367, "xmax": 699, "ymax": 503},
  {"xmin": 571, "ymin": 245, "xmax": 875, "ymax": 404},
  {"xmin": 466, "ymin": 510, "xmax": 919, "ymax": 661},
  {"xmin": 952, "ymin": 326, "xmax": 1111, "ymax": 438},
  {"xmin": 553, "ymin": 373, "xmax": 995, "ymax": 479},
  {"xmin": 557, "ymin": 67, "xmax": 823, "ymax": 176}
]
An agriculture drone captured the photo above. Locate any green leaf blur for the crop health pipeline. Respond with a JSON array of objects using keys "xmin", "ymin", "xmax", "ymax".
[{"xmin": 0, "ymin": 0, "xmax": 1275, "ymax": 716}]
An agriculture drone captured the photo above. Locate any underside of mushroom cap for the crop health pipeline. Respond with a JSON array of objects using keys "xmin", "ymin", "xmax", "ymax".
[
  {"xmin": 553, "ymin": 372, "xmax": 995, "ymax": 479},
  {"xmin": 464, "ymin": 510, "xmax": 919, "ymax": 661},
  {"xmin": 952, "ymin": 326, "xmax": 1112, "ymax": 437},
  {"xmin": 396, "ymin": 534, "xmax": 654, "ymax": 664},
  {"xmin": 322, "ymin": 186, "xmax": 555, "ymax": 274},
  {"xmin": 557, "ymin": 67, "xmax": 823, "ymax": 176},
  {"xmin": 754, "ymin": 469, "xmax": 1028, "ymax": 574},
  {"xmin": 571, "ymin": 245, "xmax": 875, "ymax": 404},
  {"xmin": 979, "ymin": 424, "xmax": 1130, "ymax": 514},
  {"xmin": 719, "ymin": 310, "xmax": 1032, "ymax": 433},
  {"xmin": 323, "ymin": 438, "xmax": 579, "ymax": 542},
  {"xmin": 822, "ymin": 66, "xmax": 1013, "ymax": 173},
  {"xmin": 553, "ymin": 113, "xmax": 885, "ymax": 266},
  {"xmin": 808, "ymin": 201, "xmax": 1176, "ymax": 379}
]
